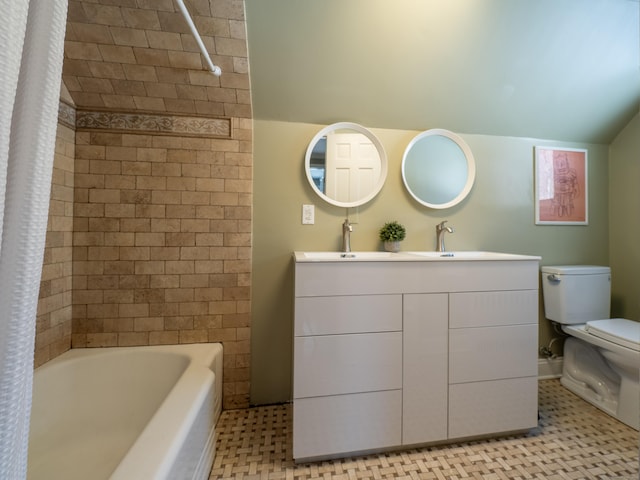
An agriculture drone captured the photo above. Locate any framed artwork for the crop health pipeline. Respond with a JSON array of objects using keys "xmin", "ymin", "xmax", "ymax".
[{"xmin": 535, "ymin": 147, "xmax": 588, "ymax": 225}]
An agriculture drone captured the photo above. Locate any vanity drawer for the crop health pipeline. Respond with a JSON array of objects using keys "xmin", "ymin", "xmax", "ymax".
[
  {"xmin": 449, "ymin": 324, "xmax": 537, "ymax": 383},
  {"xmin": 449, "ymin": 290, "xmax": 538, "ymax": 328},
  {"xmin": 448, "ymin": 377, "xmax": 538, "ymax": 439},
  {"xmin": 295, "ymin": 294, "xmax": 402, "ymax": 336},
  {"xmin": 294, "ymin": 331, "xmax": 402, "ymax": 398},
  {"xmin": 293, "ymin": 390, "xmax": 402, "ymax": 460}
]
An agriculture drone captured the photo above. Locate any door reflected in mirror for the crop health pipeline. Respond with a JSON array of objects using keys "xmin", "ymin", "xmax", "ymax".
[
  {"xmin": 402, "ymin": 129, "xmax": 475, "ymax": 209},
  {"xmin": 305, "ymin": 123, "xmax": 388, "ymax": 208}
]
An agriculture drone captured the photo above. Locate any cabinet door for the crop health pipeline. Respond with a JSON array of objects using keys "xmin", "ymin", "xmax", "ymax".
[
  {"xmin": 402, "ymin": 293, "xmax": 448, "ymax": 445},
  {"xmin": 293, "ymin": 390, "xmax": 402, "ymax": 460},
  {"xmin": 449, "ymin": 377, "xmax": 538, "ymax": 439},
  {"xmin": 294, "ymin": 332, "xmax": 402, "ymax": 398}
]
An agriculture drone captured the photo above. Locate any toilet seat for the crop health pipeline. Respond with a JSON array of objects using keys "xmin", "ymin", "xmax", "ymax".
[{"xmin": 585, "ymin": 318, "xmax": 640, "ymax": 352}]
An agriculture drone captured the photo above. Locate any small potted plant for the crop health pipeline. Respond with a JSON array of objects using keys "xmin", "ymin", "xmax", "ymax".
[{"xmin": 378, "ymin": 221, "xmax": 406, "ymax": 253}]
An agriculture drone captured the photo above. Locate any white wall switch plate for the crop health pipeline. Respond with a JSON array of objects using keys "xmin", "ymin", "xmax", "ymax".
[{"xmin": 302, "ymin": 204, "xmax": 315, "ymax": 224}]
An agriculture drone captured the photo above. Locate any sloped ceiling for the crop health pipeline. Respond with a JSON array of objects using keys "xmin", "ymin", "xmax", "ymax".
[
  {"xmin": 245, "ymin": 0, "xmax": 640, "ymax": 144},
  {"xmin": 62, "ymin": 0, "xmax": 250, "ymax": 119}
]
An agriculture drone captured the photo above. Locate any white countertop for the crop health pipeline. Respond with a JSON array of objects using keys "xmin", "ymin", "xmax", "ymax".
[{"xmin": 294, "ymin": 251, "xmax": 541, "ymax": 263}]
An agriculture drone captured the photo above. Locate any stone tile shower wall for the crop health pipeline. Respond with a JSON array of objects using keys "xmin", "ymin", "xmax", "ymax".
[
  {"xmin": 34, "ymin": 106, "xmax": 76, "ymax": 367},
  {"xmin": 32, "ymin": 0, "xmax": 255, "ymax": 409},
  {"xmin": 71, "ymin": 115, "xmax": 252, "ymax": 409}
]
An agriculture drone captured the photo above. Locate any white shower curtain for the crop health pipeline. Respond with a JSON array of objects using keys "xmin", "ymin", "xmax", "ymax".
[{"xmin": 0, "ymin": 0, "xmax": 68, "ymax": 477}]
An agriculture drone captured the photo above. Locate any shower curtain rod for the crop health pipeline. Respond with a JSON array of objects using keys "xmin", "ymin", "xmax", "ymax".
[{"xmin": 175, "ymin": 0, "xmax": 222, "ymax": 76}]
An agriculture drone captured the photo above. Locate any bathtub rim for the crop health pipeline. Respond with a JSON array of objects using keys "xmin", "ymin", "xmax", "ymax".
[{"xmin": 29, "ymin": 343, "xmax": 223, "ymax": 480}]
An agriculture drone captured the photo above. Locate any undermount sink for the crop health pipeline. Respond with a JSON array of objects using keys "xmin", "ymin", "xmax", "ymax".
[
  {"xmin": 295, "ymin": 251, "xmax": 541, "ymax": 262},
  {"xmin": 297, "ymin": 251, "xmax": 403, "ymax": 261},
  {"xmin": 405, "ymin": 251, "xmax": 532, "ymax": 260}
]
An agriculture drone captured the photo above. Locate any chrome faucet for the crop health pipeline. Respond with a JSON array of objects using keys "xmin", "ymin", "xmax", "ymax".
[
  {"xmin": 342, "ymin": 218, "xmax": 353, "ymax": 252},
  {"xmin": 436, "ymin": 220, "xmax": 454, "ymax": 252}
]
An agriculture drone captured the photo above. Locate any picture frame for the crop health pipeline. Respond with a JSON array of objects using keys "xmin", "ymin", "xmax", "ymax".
[{"xmin": 535, "ymin": 146, "xmax": 588, "ymax": 225}]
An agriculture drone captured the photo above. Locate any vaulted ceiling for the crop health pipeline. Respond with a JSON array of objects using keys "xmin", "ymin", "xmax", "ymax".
[
  {"xmin": 62, "ymin": 0, "xmax": 639, "ymax": 144},
  {"xmin": 245, "ymin": 0, "xmax": 640, "ymax": 144}
]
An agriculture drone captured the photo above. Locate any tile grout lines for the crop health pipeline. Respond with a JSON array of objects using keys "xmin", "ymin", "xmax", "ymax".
[{"xmin": 210, "ymin": 379, "xmax": 639, "ymax": 479}]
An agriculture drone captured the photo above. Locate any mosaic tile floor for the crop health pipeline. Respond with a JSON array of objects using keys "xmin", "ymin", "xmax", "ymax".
[{"xmin": 210, "ymin": 380, "xmax": 639, "ymax": 479}]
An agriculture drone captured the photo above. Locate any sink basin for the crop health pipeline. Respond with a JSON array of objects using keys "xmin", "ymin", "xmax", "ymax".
[
  {"xmin": 294, "ymin": 251, "xmax": 541, "ymax": 262},
  {"xmin": 406, "ymin": 251, "xmax": 538, "ymax": 260},
  {"xmin": 295, "ymin": 251, "xmax": 407, "ymax": 261}
]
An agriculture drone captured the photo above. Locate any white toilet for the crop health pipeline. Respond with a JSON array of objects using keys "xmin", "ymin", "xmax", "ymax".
[{"xmin": 541, "ymin": 265, "xmax": 640, "ymax": 430}]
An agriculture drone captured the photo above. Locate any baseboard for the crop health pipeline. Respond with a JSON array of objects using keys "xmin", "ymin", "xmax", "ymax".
[{"xmin": 538, "ymin": 357, "xmax": 563, "ymax": 380}]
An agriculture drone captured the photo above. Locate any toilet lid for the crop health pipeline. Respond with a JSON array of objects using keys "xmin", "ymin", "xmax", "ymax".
[{"xmin": 585, "ymin": 318, "xmax": 640, "ymax": 352}]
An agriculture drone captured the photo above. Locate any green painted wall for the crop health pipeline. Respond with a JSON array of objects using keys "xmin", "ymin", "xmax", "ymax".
[
  {"xmin": 251, "ymin": 119, "xmax": 610, "ymax": 405},
  {"xmin": 609, "ymin": 112, "xmax": 640, "ymax": 320}
]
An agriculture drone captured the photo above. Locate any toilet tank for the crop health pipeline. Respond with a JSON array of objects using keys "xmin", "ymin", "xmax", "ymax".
[{"xmin": 541, "ymin": 265, "xmax": 611, "ymax": 325}]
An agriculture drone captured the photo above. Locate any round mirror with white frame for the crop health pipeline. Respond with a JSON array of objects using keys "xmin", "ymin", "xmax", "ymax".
[
  {"xmin": 401, "ymin": 128, "xmax": 476, "ymax": 209},
  {"xmin": 305, "ymin": 122, "xmax": 388, "ymax": 208}
]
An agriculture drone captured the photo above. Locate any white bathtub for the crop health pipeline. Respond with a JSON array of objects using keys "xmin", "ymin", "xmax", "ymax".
[{"xmin": 27, "ymin": 343, "xmax": 223, "ymax": 480}]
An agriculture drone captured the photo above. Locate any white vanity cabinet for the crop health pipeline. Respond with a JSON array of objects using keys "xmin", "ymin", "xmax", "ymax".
[{"xmin": 293, "ymin": 252, "xmax": 540, "ymax": 461}]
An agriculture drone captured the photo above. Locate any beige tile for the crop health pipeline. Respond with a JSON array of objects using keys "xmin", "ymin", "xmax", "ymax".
[
  {"xmin": 132, "ymin": 96, "xmax": 167, "ymax": 111},
  {"xmin": 176, "ymin": 84, "xmax": 208, "ymax": 101},
  {"xmin": 98, "ymin": 44, "xmax": 137, "ymax": 64},
  {"xmin": 135, "ymin": 0, "xmax": 174, "ymax": 13},
  {"xmin": 101, "ymin": 94, "xmax": 138, "ymax": 110},
  {"xmin": 165, "ymin": 233, "xmax": 195, "ymax": 247},
  {"xmin": 144, "ymin": 82, "xmax": 178, "ymax": 98},
  {"xmin": 206, "ymin": 87, "xmax": 236, "ymax": 103},
  {"xmin": 211, "ymin": 0, "xmax": 245, "ymax": 21},
  {"xmin": 135, "ymin": 232, "xmax": 165, "ymax": 246},
  {"xmin": 117, "ymin": 332, "xmax": 149, "ymax": 346},
  {"xmin": 179, "ymin": 329, "xmax": 208, "ymax": 344},
  {"xmin": 70, "ymin": 92, "xmax": 107, "ymax": 109},
  {"xmin": 179, "ymin": 274, "xmax": 209, "ymax": 288},
  {"xmin": 109, "ymin": 79, "xmax": 147, "ymax": 96},
  {"xmin": 120, "ymin": 218, "xmax": 151, "ymax": 232},
  {"xmin": 65, "ymin": 41, "xmax": 102, "ymax": 61},
  {"xmin": 70, "ymin": 22, "xmax": 114, "ymax": 44},
  {"xmin": 163, "ymin": 98, "xmax": 196, "ymax": 114},
  {"xmin": 179, "ymin": 301, "xmax": 208, "ymax": 316},
  {"xmin": 224, "ymin": 102, "xmax": 251, "ymax": 119},
  {"xmin": 194, "ymin": 101, "xmax": 224, "ymax": 116},
  {"xmin": 146, "ymin": 30, "xmax": 183, "ymax": 50},
  {"xmin": 134, "ymin": 260, "xmax": 165, "ymax": 275},
  {"xmin": 155, "ymin": 66, "xmax": 189, "ymax": 83},
  {"xmin": 188, "ymin": 70, "xmax": 220, "ymax": 87},
  {"xmin": 157, "ymin": 11, "xmax": 192, "ymax": 34},
  {"xmin": 132, "ymin": 47, "xmax": 171, "ymax": 67},
  {"xmin": 165, "ymin": 288, "xmax": 194, "ymax": 303},
  {"xmin": 81, "ymin": 4, "xmax": 125, "ymax": 27},
  {"xmin": 167, "ymin": 51, "xmax": 203, "ymax": 70},
  {"xmin": 215, "ymin": 37, "xmax": 247, "ymax": 57},
  {"xmin": 86, "ymin": 333, "xmax": 118, "ymax": 347},
  {"xmin": 104, "ymin": 204, "xmax": 135, "ymax": 217},
  {"xmin": 149, "ymin": 330, "xmax": 179, "ymax": 345},
  {"xmin": 122, "ymin": 64, "xmax": 158, "ymax": 82},
  {"xmin": 121, "ymin": 8, "xmax": 161, "ymax": 30}
]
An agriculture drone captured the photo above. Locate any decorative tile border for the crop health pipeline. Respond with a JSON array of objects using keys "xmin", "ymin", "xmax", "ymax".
[
  {"xmin": 75, "ymin": 110, "xmax": 232, "ymax": 138},
  {"xmin": 58, "ymin": 101, "xmax": 76, "ymax": 129}
]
